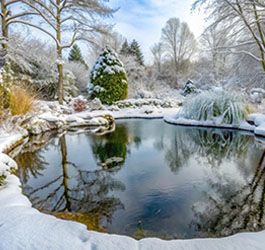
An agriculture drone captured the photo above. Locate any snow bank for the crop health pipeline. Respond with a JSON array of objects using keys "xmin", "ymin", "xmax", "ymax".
[
  {"xmin": 112, "ymin": 107, "xmax": 177, "ymax": 119},
  {"xmin": 0, "ymin": 134, "xmax": 24, "ymax": 153},
  {"xmin": 248, "ymin": 113, "xmax": 265, "ymax": 137},
  {"xmin": 165, "ymin": 112, "xmax": 265, "ymax": 140},
  {"xmin": 164, "ymin": 115, "xmax": 255, "ymax": 132}
]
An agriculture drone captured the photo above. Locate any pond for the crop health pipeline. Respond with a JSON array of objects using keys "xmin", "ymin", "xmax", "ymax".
[{"xmin": 14, "ymin": 119, "xmax": 265, "ymax": 240}]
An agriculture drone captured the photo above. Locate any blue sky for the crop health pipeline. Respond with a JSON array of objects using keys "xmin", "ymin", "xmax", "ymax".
[{"xmin": 109, "ymin": 0, "xmax": 206, "ymax": 62}]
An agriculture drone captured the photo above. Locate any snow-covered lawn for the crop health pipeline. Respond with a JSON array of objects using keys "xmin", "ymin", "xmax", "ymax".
[{"xmin": 1, "ymin": 101, "xmax": 265, "ymax": 249}]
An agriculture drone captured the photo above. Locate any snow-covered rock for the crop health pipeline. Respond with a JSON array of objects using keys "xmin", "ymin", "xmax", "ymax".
[
  {"xmin": 89, "ymin": 98, "xmax": 106, "ymax": 111},
  {"xmin": 250, "ymin": 88, "xmax": 265, "ymax": 103}
]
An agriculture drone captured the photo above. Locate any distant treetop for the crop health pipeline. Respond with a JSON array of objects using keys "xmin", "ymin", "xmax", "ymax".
[
  {"xmin": 120, "ymin": 39, "xmax": 144, "ymax": 66},
  {"xmin": 68, "ymin": 45, "xmax": 88, "ymax": 69}
]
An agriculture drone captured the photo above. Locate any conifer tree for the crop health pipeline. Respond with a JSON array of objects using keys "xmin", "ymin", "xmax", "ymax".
[
  {"xmin": 90, "ymin": 47, "xmax": 128, "ymax": 104},
  {"xmin": 68, "ymin": 45, "xmax": 88, "ymax": 69},
  {"xmin": 129, "ymin": 40, "xmax": 144, "ymax": 65},
  {"xmin": 120, "ymin": 40, "xmax": 130, "ymax": 55}
]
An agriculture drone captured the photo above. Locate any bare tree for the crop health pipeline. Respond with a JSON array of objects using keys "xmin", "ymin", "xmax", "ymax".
[
  {"xmin": 161, "ymin": 18, "xmax": 197, "ymax": 75},
  {"xmin": 200, "ymin": 23, "xmax": 234, "ymax": 83},
  {"xmin": 9, "ymin": 0, "xmax": 114, "ymax": 104},
  {"xmin": 193, "ymin": 0, "xmax": 265, "ymax": 71},
  {"xmin": 0, "ymin": 0, "xmax": 38, "ymax": 48},
  {"xmin": 151, "ymin": 42, "xmax": 164, "ymax": 73},
  {"xmin": 87, "ymin": 29, "xmax": 126, "ymax": 66}
]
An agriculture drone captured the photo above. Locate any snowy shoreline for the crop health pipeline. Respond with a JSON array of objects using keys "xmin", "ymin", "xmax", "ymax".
[
  {"xmin": 1, "ymin": 106, "xmax": 265, "ymax": 249},
  {"xmin": 164, "ymin": 113, "xmax": 265, "ymax": 138}
]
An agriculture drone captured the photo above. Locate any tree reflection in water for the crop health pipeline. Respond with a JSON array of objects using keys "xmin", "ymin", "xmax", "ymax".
[
  {"xmin": 191, "ymin": 147, "xmax": 265, "ymax": 237},
  {"xmin": 90, "ymin": 125, "xmax": 128, "ymax": 169},
  {"xmin": 16, "ymin": 134, "xmax": 126, "ymax": 229},
  {"xmin": 90, "ymin": 122, "xmax": 142, "ymax": 169},
  {"xmin": 154, "ymin": 127, "xmax": 252, "ymax": 172}
]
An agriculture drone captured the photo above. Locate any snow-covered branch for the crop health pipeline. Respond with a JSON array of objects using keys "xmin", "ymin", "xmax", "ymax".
[
  {"xmin": 8, "ymin": 19, "xmax": 60, "ymax": 47},
  {"xmin": 6, "ymin": 11, "xmax": 38, "ymax": 22}
]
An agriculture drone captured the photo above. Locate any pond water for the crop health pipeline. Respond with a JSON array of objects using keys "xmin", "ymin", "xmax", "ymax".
[{"xmin": 14, "ymin": 119, "xmax": 265, "ymax": 240}]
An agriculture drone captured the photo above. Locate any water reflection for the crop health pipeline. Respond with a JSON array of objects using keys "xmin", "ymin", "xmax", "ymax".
[
  {"xmin": 14, "ymin": 120, "xmax": 265, "ymax": 239},
  {"xmin": 91, "ymin": 125, "xmax": 130, "ymax": 169},
  {"xmin": 16, "ymin": 134, "xmax": 126, "ymax": 230},
  {"xmin": 191, "ymin": 148, "xmax": 265, "ymax": 237}
]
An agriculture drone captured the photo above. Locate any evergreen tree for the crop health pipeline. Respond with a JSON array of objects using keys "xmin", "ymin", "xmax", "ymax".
[
  {"xmin": 90, "ymin": 47, "xmax": 128, "ymax": 104},
  {"xmin": 129, "ymin": 40, "xmax": 144, "ymax": 65},
  {"xmin": 68, "ymin": 45, "xmax": 88, "ymax": 69},
  {"xmin": 120, "ymin": 40, "xmax": 130, "ymax": 55}
]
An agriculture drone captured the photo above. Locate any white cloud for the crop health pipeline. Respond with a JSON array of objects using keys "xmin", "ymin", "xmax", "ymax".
[{"xmin": 109, "ymin": 0, "xmax": 206, "ymax": 63}]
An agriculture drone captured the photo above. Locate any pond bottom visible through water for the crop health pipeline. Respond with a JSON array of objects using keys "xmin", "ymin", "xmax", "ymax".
[{"xmin": 14, "ymin": 119, "xmax": 265, "ymax": 240}]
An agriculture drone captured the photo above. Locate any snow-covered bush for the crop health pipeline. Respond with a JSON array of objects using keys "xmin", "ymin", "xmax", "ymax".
[
  {"xmin": 120, "ymin": 54, "xmax": 151, "ymax": 98},
  {"xmin": 115, "ymin": 98, "xmax": 173, "ymax": 109},
  {"xmin": 249, "ymin": 88, "xmax": 265, "ymax": 104},
  {"xmin": 90, "ymin": 48, "xmax": 128, "ymax": 105},
  {"xmin": 6, "ymin": 33, "xmax": 80, "ymax": 100},
  {"xmin": 73, "ymin": 99, "xmax": 87, "ymax": 112},
  {"xmin": 64, "ymin": 61, "xmax": 89, "ymax": 92},
  {"xmin": 7, "ymin": 34, "xmax": 59, "ymax": 99},
  {"xmin": 63, "ymin": 70, "xmax": 79, "ymax": 98},
  {"xmin": 181, "ymin": 80, "xmax": 197, "ymax": 96},
  {"xmin": 180, "ymin": 90, "xmax": 249, "ymax": 124}
]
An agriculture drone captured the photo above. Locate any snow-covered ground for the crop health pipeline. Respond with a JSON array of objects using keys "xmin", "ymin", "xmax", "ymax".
[{"xmin": 1, "ymin": 100, "xmax": 265, "ymax": 249}]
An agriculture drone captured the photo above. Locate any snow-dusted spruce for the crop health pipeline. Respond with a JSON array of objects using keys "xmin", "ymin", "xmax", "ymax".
[
  {"xmin": 179, "ymin": 90, "xmax": 249, "ymax": 125},
  {"xmin": 90, "ymin": 47, "xmax": 128, "ymax": 105}
]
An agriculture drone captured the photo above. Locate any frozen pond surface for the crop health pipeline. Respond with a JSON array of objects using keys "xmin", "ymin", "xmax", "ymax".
[{"xmin": 15, "ymin": 119, "xmax": 265, "ymax": 239}]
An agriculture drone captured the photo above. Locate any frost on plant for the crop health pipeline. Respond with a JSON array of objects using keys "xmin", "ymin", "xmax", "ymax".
[
  {"xmin": 179, "ymin": 90, "xmax": 249, "ymax": 125},
  {"xmin": 90, "ymin": 47, "xmax": 128, "ymax": 105}
]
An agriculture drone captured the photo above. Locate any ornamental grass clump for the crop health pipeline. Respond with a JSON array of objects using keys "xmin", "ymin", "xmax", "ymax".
[
  {"xmin": 9, "ymin": 86, "xmax": 35, "ymax": 116},
  {"xmin": 180, "ymin": 90, "xmax": 249, "ymax": 125}
]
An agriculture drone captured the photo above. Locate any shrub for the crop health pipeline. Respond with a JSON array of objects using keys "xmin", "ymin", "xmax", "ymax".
[
  {"xmin": 90, "ymin": 47, "xmax": 128, "ymax": 105},
  {"xmin": 9, "ymin": 86, "xmax": 35, "ymax": 115},
  {"xmin": 73, "ymin": 99, "xmax": 87, "ymax": 112},
  {"xmin": 181, "ymin": 80, "xmax": 197, "ymax": 96},
  {"xmin": 180, "ymin": 90, "xmax": 249, "ymax": 124}
]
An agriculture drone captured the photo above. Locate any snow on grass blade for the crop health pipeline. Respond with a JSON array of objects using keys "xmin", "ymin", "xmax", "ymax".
[{"xmin": 179, "ymin": 91, "xmax": 248, "ymax": 125}]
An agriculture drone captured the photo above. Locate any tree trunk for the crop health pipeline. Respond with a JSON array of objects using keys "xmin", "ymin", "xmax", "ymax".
[
  {"xmin": 60, "ymin": 135, "xmax": 71, "ymax": 211},
  {"xmin": 56, "ymin": 0, "xmax": 63, "ymax": 104},
  {"xmin": 252, "ymin": 3, "xmax": 265, "ymax": 72},
  {"xmin": 57, "ymin": 57, "xmax": 63, "ymax": 104},
  {"xmin": 1, "ymin": 0, "xmax": 8, "ymax": 49}
]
